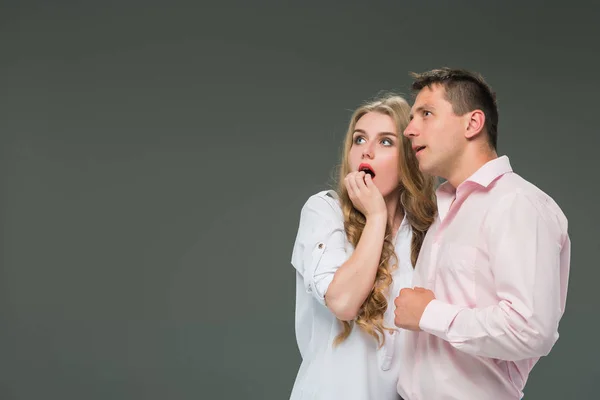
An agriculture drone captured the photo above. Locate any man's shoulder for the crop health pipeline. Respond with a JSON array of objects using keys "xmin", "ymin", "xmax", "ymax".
[
  {"xmin": 489, "ymin": 172, "xmax": 567, "ymax": 223},
  {"xmin": 493, "ymin": 172, "xmax": 556, "ymax": 201}
]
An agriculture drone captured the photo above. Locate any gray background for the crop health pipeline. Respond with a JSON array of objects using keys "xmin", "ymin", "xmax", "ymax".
[{"xmin": 1, "ymin": 1, "xmax": 598, "ymax": 399}]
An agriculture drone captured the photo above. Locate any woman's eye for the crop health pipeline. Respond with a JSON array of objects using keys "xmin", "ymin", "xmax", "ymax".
[
  {"xmin": 354, "ymin": 136, "xmax": 366, "ymax": 144},
  {"xmin": 381, "ymin": 138, "xmax": 393, "ymax": 146}
]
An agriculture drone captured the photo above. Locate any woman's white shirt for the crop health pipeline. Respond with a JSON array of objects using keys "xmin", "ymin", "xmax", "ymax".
[{"xmin": 289, "ymin": 190, "xmax": 413, "ymax": 400}]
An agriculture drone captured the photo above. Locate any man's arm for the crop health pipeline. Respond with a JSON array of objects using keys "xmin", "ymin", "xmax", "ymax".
[{"xmin": 418, "ymin": 191, "xmax": 570, "ymax": 361}]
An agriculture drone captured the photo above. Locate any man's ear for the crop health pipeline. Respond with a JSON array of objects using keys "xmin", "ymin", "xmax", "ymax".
[{"xmin": 465, "ymin": 110, "xmax": 485, "ymax": 139}]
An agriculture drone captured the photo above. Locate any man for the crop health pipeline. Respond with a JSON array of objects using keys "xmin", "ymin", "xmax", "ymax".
[{"xmin": 394, "ymin": 68, "xmax": 570, "ymax": 400}]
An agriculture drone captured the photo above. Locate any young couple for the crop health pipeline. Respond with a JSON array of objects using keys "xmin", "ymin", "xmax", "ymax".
[{"xmin": 289, "ymin": 67, "xmax": 571, "ymax": 400}]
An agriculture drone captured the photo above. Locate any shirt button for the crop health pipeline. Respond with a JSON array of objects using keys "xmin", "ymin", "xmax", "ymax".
[{"xmin": 318, "ymin": 243, "xmax": 324, "ymax": 249}]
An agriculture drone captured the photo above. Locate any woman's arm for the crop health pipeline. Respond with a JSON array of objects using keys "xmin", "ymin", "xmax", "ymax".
[{"xmin": 325, "ymin": 171, "xmax": 388, "ymax": 321}]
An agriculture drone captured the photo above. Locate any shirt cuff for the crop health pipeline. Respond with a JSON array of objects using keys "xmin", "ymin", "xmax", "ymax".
[
  {"xmin": 313, "ymin": 275, "xmax": 334, "ymax": 306},
  {"xmin": 419, "ymin": 299, "xmax": 463, "ymax": 340}
]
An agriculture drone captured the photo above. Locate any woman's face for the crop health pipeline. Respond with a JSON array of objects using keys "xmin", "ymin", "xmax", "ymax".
[{"xmin": 348, "ymin": 111, "xmax": 400, "ymax": 198}]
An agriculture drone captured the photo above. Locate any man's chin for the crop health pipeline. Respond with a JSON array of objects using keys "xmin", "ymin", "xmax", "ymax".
[{"xmin": 417, "ymin": 162, "xmax": 432, "ymax": 174}]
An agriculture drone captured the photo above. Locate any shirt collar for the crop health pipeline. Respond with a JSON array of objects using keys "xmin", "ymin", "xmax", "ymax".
[{"xmin": 437, "ymin": 155, "xmax": 513, "ymax": 195}]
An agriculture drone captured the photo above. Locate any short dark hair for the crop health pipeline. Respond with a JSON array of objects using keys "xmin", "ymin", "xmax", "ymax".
[{"xmin": 410, "ymin": 68, "xmax": 499, "ymax": 150}]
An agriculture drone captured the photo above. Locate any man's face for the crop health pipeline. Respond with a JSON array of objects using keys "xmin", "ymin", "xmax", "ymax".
[{"xmin": 403, "ymin": 84, "xmax": 468, "ymax": 179}]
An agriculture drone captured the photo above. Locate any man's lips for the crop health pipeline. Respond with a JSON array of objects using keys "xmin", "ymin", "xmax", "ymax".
[{"xmin": 413, "ymin": 145, "xmax": 426, "ymax": 154}]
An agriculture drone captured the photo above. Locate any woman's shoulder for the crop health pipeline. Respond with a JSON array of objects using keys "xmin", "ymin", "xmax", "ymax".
[
  {"xmin": 302, "ymin": 189, "xmax": 343, "ymax": 219},
  {"xmin": 292, "ymin": 190, "xmax": 346, "ymax": 254}
]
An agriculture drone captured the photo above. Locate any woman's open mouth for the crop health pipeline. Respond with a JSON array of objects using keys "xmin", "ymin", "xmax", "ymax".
[{"xmin": 358, "ymin": 163, "xmax": 376, "ymax": 178}]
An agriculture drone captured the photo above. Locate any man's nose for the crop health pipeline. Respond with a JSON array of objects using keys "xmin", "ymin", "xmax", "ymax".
[{"xmin": 403, "ymin": 120, "xmax": 418, "ymax": 138}]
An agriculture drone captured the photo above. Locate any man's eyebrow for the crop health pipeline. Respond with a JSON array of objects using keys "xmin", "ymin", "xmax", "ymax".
[{"xmin": 410, "ymin": 104, "xmax": 436, "ymax": 117}]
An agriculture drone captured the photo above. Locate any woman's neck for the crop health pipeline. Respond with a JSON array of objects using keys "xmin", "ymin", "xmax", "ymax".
[{"xmin": 384, "ymin": 192, "xmax": 404, "ymax": 237}]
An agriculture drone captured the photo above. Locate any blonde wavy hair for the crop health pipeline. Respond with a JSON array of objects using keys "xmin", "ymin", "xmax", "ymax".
[{"xmin": 334, "ymin": 93, "xmax": 437, "ymax": 347}]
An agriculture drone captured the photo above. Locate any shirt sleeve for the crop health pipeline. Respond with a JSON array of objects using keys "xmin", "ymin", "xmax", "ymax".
[
  {"xmin": 291, "ymin": 193, "xmax": 349, "ymax": 306},
  {"xmin": 419, "ymin": 191, "xmax": 571, "ymax": 361}
]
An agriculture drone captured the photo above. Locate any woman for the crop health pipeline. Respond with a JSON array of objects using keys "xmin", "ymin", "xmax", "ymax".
[{"xmin": 289, "ymin": 94, "xmax": 437, "ymax": 399}]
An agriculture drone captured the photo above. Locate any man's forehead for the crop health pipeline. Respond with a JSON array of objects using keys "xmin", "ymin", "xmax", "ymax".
[
  {"xmin": 412, "ymin": 85, "xmax": 446, "ymax": 109},
  {"xmin": 417, "ymin": 84, "xmax": 444, "ymax": 99}
]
